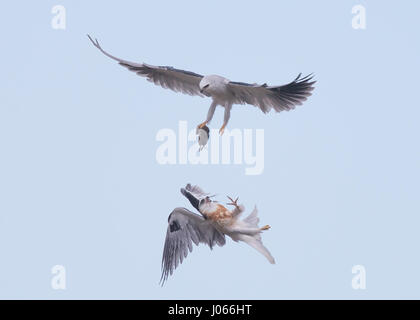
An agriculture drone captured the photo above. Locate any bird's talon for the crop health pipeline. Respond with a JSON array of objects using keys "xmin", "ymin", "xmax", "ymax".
[
  {"xmin": 226, "ymin": 196, "xmax": 239, "ymax": 208},
  {"xmin": 197, "ymin": 121, "xmax": 208, "ymax": 129}
]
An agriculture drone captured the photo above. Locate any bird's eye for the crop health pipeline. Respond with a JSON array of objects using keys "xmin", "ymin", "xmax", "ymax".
[{"xmin": 203, "ymin": 84, "xmax": 210, "ymax": 89}]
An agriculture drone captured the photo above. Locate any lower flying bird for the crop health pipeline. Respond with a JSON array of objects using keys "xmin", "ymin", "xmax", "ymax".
[
  {"xmin": 160, "ymin": 184, "xmax": 275, "ymax": 284},
  {"xmin": 88, "ymin": 35, "xmax": 316, "ymax": 135}
]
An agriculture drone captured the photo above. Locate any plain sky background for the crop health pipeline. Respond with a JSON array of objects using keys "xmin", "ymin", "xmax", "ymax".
[{"xmin": 0, "ymin": 1, "xmax": 419, "ymax": 299}]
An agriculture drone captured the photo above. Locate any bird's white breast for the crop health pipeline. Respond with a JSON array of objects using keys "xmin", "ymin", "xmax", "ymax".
[{"xmin": 199, "ymin": 201, "xmax": 219, "ymax": 215}]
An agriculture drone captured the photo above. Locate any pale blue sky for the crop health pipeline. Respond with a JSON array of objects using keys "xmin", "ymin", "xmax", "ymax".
[{"xmin": 0, "ymin": 1, "xmax": 419, "ymax": 299}]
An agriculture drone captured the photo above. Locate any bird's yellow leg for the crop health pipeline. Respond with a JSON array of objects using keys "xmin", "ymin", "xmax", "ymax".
[
  {"xmin": 261, "ymin": 225, "xmax": 271, "ymax": 231},
  {"xmin": 197, "ymin": 121, "xmax": 208, "ymax": 129},
  {"xmin": 219, "ymin": 123, "xmax": 227, "ymax": 135}
]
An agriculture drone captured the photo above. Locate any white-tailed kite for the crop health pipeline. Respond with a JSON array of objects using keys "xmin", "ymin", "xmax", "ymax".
[
  {"xmin": 88, "ymin": 35, "xmax": 316, "ymax": 135},
  {"xmin": 160, "ymin": 184, "xmax": 274, "ymax": 285}
]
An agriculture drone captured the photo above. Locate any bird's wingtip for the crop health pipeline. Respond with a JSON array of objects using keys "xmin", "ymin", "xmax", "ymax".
[{"xmin": 87, "ymin": 34, "xmax": 97, "ymax": 46}]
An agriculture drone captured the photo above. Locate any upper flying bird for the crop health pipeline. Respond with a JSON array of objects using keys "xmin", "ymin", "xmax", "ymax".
[
  {"xmin": 160, "ymin": 184, "xmax": 275, "ymax": 285},
  {"xmin": 88, "ymin": 35, "xmax": 316, "ymax": 135}
]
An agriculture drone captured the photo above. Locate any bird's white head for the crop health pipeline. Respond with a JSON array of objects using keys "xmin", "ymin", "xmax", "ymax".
[
  {"xmin": 198, "ymin": 196, "xmax": 217, "ymax": 214},
  {"xmin": 199, "ymin": 75, "xmax": 228, "ymax": 95},
  {"xmin": 199, "ymin": 196, "xmax": 212, "ymax": 206},
  {"xmin": 199, "ymin": 78, "xmax": 211, "ymax": 94}
]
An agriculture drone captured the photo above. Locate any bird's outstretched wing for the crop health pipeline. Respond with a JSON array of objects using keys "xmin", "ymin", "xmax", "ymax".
[
  {"xmin": 180, "ymin": 183, "xmax": 209, "ymax": 212},
  {"xmin": 227, "ymin": 74, "xmax": 316, "ymax": 113},
  {"xmin": 161, "ymin": 207, "xmax": 225, "ymax": 285},
  {"xmin": 87, "ymin": 35, "xmax": 205, "ymax": 97}
]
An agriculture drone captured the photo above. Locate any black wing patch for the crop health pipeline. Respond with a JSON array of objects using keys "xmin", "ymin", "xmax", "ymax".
[
  {"xmin": 169, "ymin": 219, "xmax": 181, "ymax": 232},
  {"xmin": 180, "ymin": 188, "xmax": 200, "ymax": 212}
]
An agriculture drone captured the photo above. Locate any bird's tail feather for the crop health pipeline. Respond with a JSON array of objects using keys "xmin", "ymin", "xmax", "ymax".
[
  {"xmin": 233, "ymin": 206, "xmax": 275, "ymax": 264},
  {"xmin": 237, "ymin": 234, "xmax": 275, "ymax": 264},
  {"xmin": 243, "ymin": 206, "xmax": 259, "ymax": 227}
]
